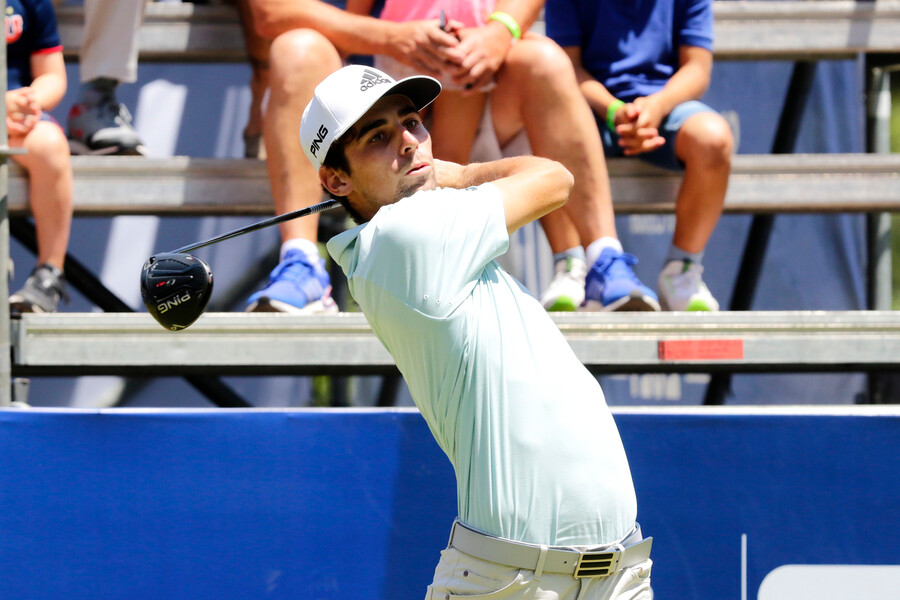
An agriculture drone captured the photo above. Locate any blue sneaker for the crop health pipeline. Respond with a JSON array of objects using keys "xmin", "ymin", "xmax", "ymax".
[
  {"xmin": 582, "ymin": 248, "xmax": 660, "ymax": 311},
  {"xmin": 246, "ymin": 249, "xmax": 338, "ymax": 313}
]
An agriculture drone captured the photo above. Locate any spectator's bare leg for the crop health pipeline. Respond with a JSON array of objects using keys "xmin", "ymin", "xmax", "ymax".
[
  {"xmin": 429, "ymin": 90, "xmax": 485, "ymax": 164},
  {"xmin": 244, "ymin": 63, "xmax": 269, "ymax": 158},
  {"xmin": 490, "ymin": 36, "xmax": 618, "ymax": 252},
  {"xmin": 539, "ymin": 208, "xmax": 581, "ymax": 254},
  {"xmin": 264, "ymin": 29, "xmax": 342, "ymax": 244},
  {"xmin": 672, "ymin": 112, "xmax": 732, "ymax": 253},
  {"xmin": 234, "ymin": 0, "xmax": 271, "ymax": 157},
  {"xmin": 248, "ymin": 64, "xmax": 269, "ymax": 139},
  {"xmin": 11, "ymin": 122, "xmax": 73, "ymax": 270},
  {"xmin": 490, "ymin": 37, "xmax": 658, "ymax": 312}
]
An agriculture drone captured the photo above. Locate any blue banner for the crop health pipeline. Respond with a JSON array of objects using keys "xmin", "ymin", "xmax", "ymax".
[{"xmin": 1, "ymin": 408, "xmax": 897, "ymax": 599}]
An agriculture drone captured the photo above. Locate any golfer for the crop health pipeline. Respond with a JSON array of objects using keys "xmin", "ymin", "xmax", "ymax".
[{"xmin": 305, "ymin": 65, "xmax": 652, "ymax": 599}]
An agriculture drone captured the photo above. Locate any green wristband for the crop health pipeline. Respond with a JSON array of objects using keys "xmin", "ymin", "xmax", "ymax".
[
  {"xmin": 606, "ymin": 99, "xmax": 625, "ymax": 132},
  {"xmin": 488, "ymin": 11, "xmax": 522, "ymax": 40}
]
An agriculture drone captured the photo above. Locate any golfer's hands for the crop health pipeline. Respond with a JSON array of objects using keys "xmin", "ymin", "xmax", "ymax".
[
  {"xmin": 387, "ymin": 19, "xmax": 465, "ymax": 77},
  {"xmin": 612, "ymin": 95, "xmax": 666, "ymax": 156},
  {"xmin": 433, "ymin": 158, "xmax": 465, "ymax": 189},
  {"xmin": 6, "ymin": 87, "xmax": 41, "ymax": 137},
  {"xmin": 445, "ymin": 23, "xmax": 510, "ymax": 91}
]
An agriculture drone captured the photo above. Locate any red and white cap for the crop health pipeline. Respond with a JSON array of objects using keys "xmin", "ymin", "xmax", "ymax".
[{"xmin": 300, "ymin": 65, "xmax": 442, "ymax": 169}]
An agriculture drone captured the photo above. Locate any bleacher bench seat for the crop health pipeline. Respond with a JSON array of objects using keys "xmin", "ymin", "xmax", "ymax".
[
  {"xmin": 9, "ymin": 153, "xmax": 900, "ymax": 216},
  {"xmin": 53, "ymin": 1, "xmax": 900, "ymax": 62},
  {"xmin": 12, "ymin": 311, "xmax": 900, "ymax": 376}
]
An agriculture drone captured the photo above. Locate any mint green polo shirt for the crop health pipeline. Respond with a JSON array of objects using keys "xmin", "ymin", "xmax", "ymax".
[{"xmin": 327, "ymin": 183, "xmax": 637, "ymax": 546}]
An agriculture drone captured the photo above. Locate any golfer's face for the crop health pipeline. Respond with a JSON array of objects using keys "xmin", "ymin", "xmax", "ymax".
[{"xmin": 343, "ymin": 95, "xmax": 436, "ymax": 213}]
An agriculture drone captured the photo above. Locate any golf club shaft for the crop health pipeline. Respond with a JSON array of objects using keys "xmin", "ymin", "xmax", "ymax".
[{"xmin": 172, "ymin": 199, "xmax": 341, "ymax": 254}]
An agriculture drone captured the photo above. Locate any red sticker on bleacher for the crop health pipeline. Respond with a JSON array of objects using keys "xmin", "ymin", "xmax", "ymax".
[{"xmin": 658, "ymin": 339, "xmax": 744, "ymax": 361}]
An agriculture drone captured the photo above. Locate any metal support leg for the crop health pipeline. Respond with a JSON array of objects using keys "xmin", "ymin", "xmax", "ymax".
[
  {"xmin": 9, "ymin": 217, "xmax": 252, "ymax": 408},
  {"xmin": 0, "ymin": 0, "xmax": 10, "ymax": 407},
  {"xmin": 865, "ymin": 64, "xmax": 897, "ymax": 403},
  {"xmin": 11, "ymin": 377, "xmax": 29, "ymax": 407},
  {"xmin": 704, "ymin": 61, "xmax": 818, "ymax": 405}
]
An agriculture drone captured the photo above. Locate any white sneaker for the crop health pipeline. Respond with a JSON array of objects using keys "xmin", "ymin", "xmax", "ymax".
[
  {"xmin": 540, "ymin": 257, "xmax": 587, "ymax": 311},
  {"xmin": 657, "ymin": 259, "xmax": 719, "ymax": 311},
  {"xmin": 67, "ymin": 98, "xmax": 145, "ymax": 155}
]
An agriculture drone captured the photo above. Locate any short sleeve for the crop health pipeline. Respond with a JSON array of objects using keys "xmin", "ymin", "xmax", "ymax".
[
  {"xmin": 544, "ymin": 0, "xmax": 583, "ymax": 48},
  {"xmin": 28, "ymin": 0, "xmax": 62, "ymax": 53},
  {"xmin": 340, "ymin": 184, "xmax": 510, "ymax": 313},
  {"xmin": 675, "ymin": 0, "xmax": 713, "ymax": 51}
]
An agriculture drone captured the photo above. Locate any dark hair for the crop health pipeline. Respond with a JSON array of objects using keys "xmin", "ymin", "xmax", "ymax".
[{"xmin": 321, "ymin": 133, "xmax": 366, "ymax": 224}]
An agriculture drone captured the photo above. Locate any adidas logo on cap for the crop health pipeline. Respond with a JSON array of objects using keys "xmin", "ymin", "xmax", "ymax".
[{"xmin": 359, "ymin": 68, "xmax": 392, "ymax": 91}]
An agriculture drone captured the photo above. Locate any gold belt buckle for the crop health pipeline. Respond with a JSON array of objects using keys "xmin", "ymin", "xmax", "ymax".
[{"xmin": 573, "ymin": 550, "xmax": 618, "ymax": 578}]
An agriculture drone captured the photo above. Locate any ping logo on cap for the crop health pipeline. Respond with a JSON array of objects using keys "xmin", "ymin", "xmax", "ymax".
[
  {"xmin": 309, "ymin": 124, "xmax": 328, "ymax": 157},
  {"xmin": 360, "ymin": 68, "xmax": 391, "ymax": 91}
]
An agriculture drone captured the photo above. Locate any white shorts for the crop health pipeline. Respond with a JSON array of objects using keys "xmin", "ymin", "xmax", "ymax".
[{"xmin": 425, "ymin": 546, "xmax": 652, "ymax": 599}]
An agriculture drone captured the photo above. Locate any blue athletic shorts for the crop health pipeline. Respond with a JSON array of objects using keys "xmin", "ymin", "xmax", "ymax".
[{"xmin": 598, "ymin": 100, "xmax": 718, "ymax": 171}]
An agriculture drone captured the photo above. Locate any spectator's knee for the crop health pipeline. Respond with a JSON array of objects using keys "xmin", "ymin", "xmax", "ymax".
[
  {"xmin": 268, "ymin": 29, "xmax": 341, "ymax": 79},
  {"xmin": 24, "ymin": 123, "xmax": 71, "ymax": 171},
  {"xmin": 505, "ymin": 37, "xmax": 574, "ymax": 88},
  {"xmin": 679, "ymin": 113, "xmax": 734, "ymax": 170}
]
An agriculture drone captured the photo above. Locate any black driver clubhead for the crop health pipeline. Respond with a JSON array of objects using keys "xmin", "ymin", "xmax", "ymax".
[{"xmin": 140, "ymin": 252, "xmax": 214, "ymax": 331}]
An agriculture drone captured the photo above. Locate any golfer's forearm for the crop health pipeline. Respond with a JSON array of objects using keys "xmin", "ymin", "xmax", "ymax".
[
  {"xmin": 435, "ymin": 157, "xmax": 572, "ymax": 233},
  {"xmin": 494, "ymin": 159, "xmax": 573, "ymax": 233},
  {"xmin": 437, "ymin": 156, "xmax": 558, "ymax": 189}
]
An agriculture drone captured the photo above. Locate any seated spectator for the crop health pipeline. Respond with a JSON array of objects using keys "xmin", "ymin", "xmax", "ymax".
[
  {"xmin": 242, "ymin": 0, "xmax": 463, "ymax": 313},
  {"xmin": 323, "ymin": 0, "xmax": 661, "ymax": 312},
  {"xmin": 349, "ymin": 1, "xmax": 486, "ymax": 167},
  {"xmin": 545, "ymin": 0, "xmax": 733, "ymax": 311},
  {"xmin": 6, "ymin": 0, "xmax": 74, "ymax": 313},
  {"xmin": 66, "ymin": 0, "xmax": 146, "ymax": 155}
]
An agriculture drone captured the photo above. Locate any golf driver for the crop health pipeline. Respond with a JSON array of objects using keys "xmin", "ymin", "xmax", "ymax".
[{"xmin": 140, "ymin": 199, "xmax": 341, "ymax": 331}]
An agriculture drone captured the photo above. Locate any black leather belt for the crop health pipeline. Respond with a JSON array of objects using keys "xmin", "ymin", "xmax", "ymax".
[{"xmin": 448, "ymin": 520, "xmax": 652, "ymax": 578}]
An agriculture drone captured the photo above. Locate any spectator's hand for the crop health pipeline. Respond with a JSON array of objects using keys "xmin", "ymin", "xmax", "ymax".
[
  {"xmin": 445, "ymin": 24, "xmax": 511, "ymax": 91},
  {"xmin": 614, "ymin": 98, "xmax": 665, "ymax": 156},
  {"xmin": 632, "ymin": 95, "xmax": 667, "ymax": 132},
  {"xmin": 6, "ymin": 87, "xmax": 41, "ymax": 136},
  {"xmin": 388, "ymin": 19, "xmax": 464, "ymax": 77}
]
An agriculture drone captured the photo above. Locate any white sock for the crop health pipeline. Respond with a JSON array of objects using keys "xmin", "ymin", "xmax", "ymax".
[
  {"xmin": 281, "ymin": 238, "xmax": 321, "ymax": 265},
  {"xmin": 665, "ymin": 244, "xmax": 704, "ymax": 266},
  {"xmin": 586, "ymin": 237, "xmax": 623, "ymax": 267},
  {"xmin": 552, "ymin": 246, "xmax": 586, "ymax": 265}
]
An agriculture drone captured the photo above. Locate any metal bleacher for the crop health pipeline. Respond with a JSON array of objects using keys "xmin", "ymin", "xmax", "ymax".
[
  {"xmin": 13, "ymin": 310, "xmax": 900, "ymax": 376},
  {"xmin": 5, "ymin": 1, "xmax": 900, "ymax": 407},
  {"xmin": 8, "ymin": 152, "xmax": 900, "ymax": 216}
]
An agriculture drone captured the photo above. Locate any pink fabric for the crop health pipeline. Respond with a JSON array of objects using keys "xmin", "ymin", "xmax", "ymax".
[{"xmin": 378, "ymin": 0, "xmax": 495, "ymax": 29}]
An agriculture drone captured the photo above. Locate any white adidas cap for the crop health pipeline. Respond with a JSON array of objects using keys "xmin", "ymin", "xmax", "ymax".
[{"xmin": 300, "ymin": 65, "xmax": 442, "ymax": 169}]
